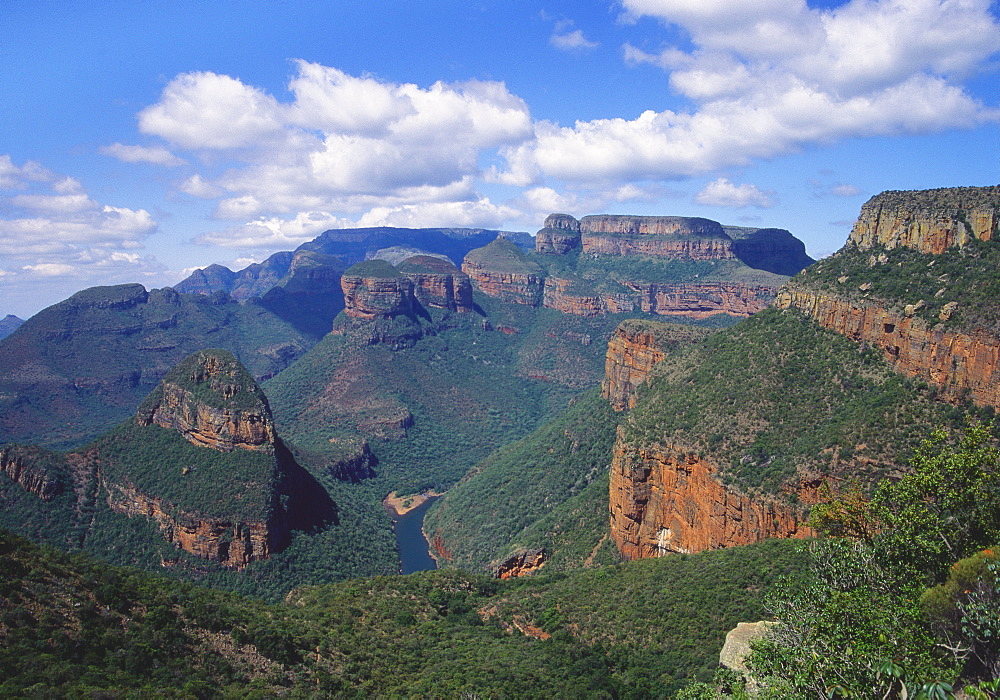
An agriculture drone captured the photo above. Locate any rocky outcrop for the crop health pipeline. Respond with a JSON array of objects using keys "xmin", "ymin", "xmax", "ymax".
[
  {"xmin": 462, "ymin": 238, "xmax": 546, "ymax": 306},
  {"xmin": 848, "ymin": 186, "xmax": 999, "ymax": 254},
  {"xmin": 627, "ymin": 282, "xmax": 776, "ymax": 319},
  {"xmin": 609, "ymin": 439, "xmax": 809, "ymax": 560},
  {"xmin": 136, "ymin": 350, "xmax": 276, "ymax": 452},
  {"xmin": 535, "ymin": 213, "xmax": 582, "ymax": 254},
  {"xmin": 0, "ymin": 445, "xmax": 63, "ymax": 501},
  {"xmin": 340, "ymin": 260, "xmax": 417, "ymax": 320},
  {"xmin": 103, "ymin": 476, "xmax": 286, "ymax": 569},
  {"xmin": 777, "ymin": 289, "xmax": 1000, "ymax": 409},
  {"xmin": 494, "ymin": 548, "xmax": 547, "ymax": 579},
  {"xmin": 579, "ymin": 215, "xmax": 735, "ymax": 260},
  {"xmin": 397, "ymin": 255, "xmax": 474, "ymax": 312},
  {"xmin": 541, "ymin": 276, "xmax": 609, "ymax": 317},
  {"xmin": 602, "ymin": 323, "xmax": 669, "ymax": 411},
  {"xmin": 720, "ymin": 622, "xmax": 779, "ymax": 673}
]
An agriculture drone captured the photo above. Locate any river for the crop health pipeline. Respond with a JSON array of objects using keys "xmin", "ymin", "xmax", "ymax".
[{"xmin": 390, "ymin": 495, "xmax": 439, "ymax": 574}]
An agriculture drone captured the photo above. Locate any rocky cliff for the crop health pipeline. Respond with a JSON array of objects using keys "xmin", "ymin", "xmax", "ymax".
[
  {"xmin": 397, "ymin": 255, "xmax": 474, "ymax": 312},
  {"xmin": 535, "ymin": 213, "xmax": 582, "ymax": 254},
  {"xmin": 462, "ymin": 237, "xmax": 546, "ymax": 306},
  {"xmin": 578, "ymin": 215, "xmax": 735, "ymax": 260},
  {"xmin": 340, "ymin": 260, "xmax": 417, "ymax": 320},
  {"xmin": 0, "ymin": 444, "xmax": 63, "ymax": 502},
  {"xmin": 627, "ymin": 281, "xmax": 775, "ymax": 319},
  {"xmin": 777, "ymin": 288, "xmax": 1000, "ymax": 409},
  {"xmin": 609, "ymin": 440, "xmax": 809, "ymax": 559},
  {"xmin": 494, "ymin": 548, "xmax": 548, "ymax": 579},
  {"xmin": 601, "ymin": 320, "xmax": 712, "ymax": 411},
  {"xmin": 103, "ymin": 475, "xmax": 284, "ymax": 569},
  {"xmin": 848, "ymin": 186, "xmax": 999, "ymax": 254},
  {"xmin": 136, "ymin": 350, "xmax": 276, "ymax": 451}
]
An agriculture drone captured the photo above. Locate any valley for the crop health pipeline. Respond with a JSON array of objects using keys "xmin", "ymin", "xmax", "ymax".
[{"xmin": 2, "ymin": 189, "xmax": 999, "ymax": 695}]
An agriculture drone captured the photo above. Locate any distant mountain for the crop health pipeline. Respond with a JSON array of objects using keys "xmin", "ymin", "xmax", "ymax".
[
  {"xmin": 174, "ymin": 226, "xmax": 533, "ymax": 299},
  {"xmin": 0, "ymin": 284, "xmax": 316, "ymax": 449},
  {"xmin": 0, "ymin": 314, "xmax": 23, "ymax": 341}
]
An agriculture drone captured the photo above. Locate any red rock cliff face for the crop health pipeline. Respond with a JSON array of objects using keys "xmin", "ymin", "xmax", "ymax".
[
  {"xmin": 777, "ymin": 289, "xmax": 1000, "ymax": 409},
  {"xmin": 628, "ymin": 282, "xmax": 775, "ymax": 319},
  {"xmin": 609, "ymin": 439, "xmax": 809, "ymax": 559},
  {"xmin": 397, "ymin": 256, "xmax": 475, "ymax": 312},
  {"xmin": 541, "ymin": 277, "xmax": 609, "ymax": 317},
  {"xmin": 138, "ymin": 382, "xmax": 276, "ymax": 452},
  {"xmin": 848, "ymin": 186, "xmax": 999, "ymax": 254},
  {"xmin": 341, "ymin": 275, "xmax": 416, "ymax": 319},
  {"xmin": 601, "ymin": 326, "xmax": 668, "ymax": 411},
  {"xmin": 103, "ymin": 476, "xmax": 286, "ymax": 569},
  {"xmin": 462, "ymin": 263, "xmax": 546, "ymax": 306},
  {"xmin": 494, "ymin": 548, "xmax": 548, "ymax": 579}
]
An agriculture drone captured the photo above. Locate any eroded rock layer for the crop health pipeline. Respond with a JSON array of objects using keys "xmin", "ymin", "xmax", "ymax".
[
  {"xmin": 0, "ymin": 445, "xmax": 63, "ymax": 501},
  {"xmin": 602, "ymin": 325, "xmax": 669, "ymax": 411},
  {"xmin": 397, "ymin": 255, "xmax": 474, "ymax": 312},
  {"xmin": 103, "ymin": 476, "xmax": 285, "ymax": 569},
  {"xmin": 341, "ymin": 271, "xmax": 416, "ymax": 320},
  {"xmin": 777, "ymin": 289, "xmax": 1000, "ymax": 409},
  {"xmin": 849, "ymin": 186, "xmax": 999, "ymax": 254},
  {"xmin": 628, "ymin": 282, "xmax": 775, "ymax": 318},
  {"xmin": 609, "ymin": 440, "xmax": 808, "ymax": 559},
  {"xmin": 494, "ymin": 548, "xmax": 548, "ymax": 579}
]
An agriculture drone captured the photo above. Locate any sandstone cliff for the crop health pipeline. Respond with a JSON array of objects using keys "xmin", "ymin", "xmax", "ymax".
[
  {"xmin": 601, "ymin": 320, "xmax": 712, "ymax": 411},
  {"xmin": 494, "ymin": 548, "xmax": 548, "ymax": 579},
  {"xmin": 777, "ymin": 288, "xmax": 1000, "ymax": 409},
  {"xmin": 103, "ymin": 475, "xmax": 284, "ymax": 569},
  {"xmin": 397, "ymin": 255, "xmax": 474, "ymax": 312},
  {"xmin": 848, "ymin": 185, "xmax": 999, "ymax": 254},
  {"xmin": 609, "ymin": 439, "xmax": 809, "ymax": 559},
  {"xmin": 462, "ymin": 237, "xmax": 546, "ymax": 306},
  {"xmin": 340, "ymin": 259, "xmax": 417, "ymax": 320},
  {"xmin": 535, "ymin": 213, "xmax": 582, "ymax": 254}
]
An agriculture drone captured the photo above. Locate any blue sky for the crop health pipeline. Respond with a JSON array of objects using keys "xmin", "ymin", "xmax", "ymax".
[{"xmin": 2, "ymin": 0, "xmax": 998, "ymax": 318}]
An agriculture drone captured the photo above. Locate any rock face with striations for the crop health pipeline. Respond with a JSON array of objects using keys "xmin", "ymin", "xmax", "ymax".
[
  {"xmin": 136, "ymin": 350, "xmax": 276, "ymax": 452},
  {"xmin": 535, "ymin": 213, "xmax": 582, "ymax": 254},
  {"xmin": 397, "ymin": 255, "xmax": 474, "ymax": 312},
  {"xmin": 462, "ymin": 237, "xmax": 546, "ymax": 306},
  {"xmin": 580, "ymin": 215, "xmax": 736, "ymax": 260},
  {"xmin": 609, "ymin": 440, "xmax": 809, "ymax": 559},
  {"xmin": 340, "ymin": 259, "xmax": 417, "ymax": 320},
  {"xmin": 0, "ymin": 445, "xmax": 63, "ymax": 502},
  {"xmin": 848, "ymin": 186, "xmax": 999, "ymax": 254}
]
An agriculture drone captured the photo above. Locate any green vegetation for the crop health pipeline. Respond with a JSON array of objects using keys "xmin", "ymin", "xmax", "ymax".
[
  {"xmin": 570, "ymin": 253, "xmax": 788, "ymax": 287},
  {"xmin": 343, "ymin": 258, "xmax": 403, "ymax": 277},
  {"xmin": 790, "ymin": 236, "xmax": 1000, "ymax": 332},
  {"xmin": 738, "ymin": 424, "xmax": 1000, "ymax": 697},
  {"xmin": 424, "ymin": 389, "xmax": 620, "ymax": 572},
  {"xmin": 137, "ymin": 348, "xmax": 268, "ymax": 414},
  {"xmin": 464, "ymin": 236, "xmax": 544, "ymax": 275},
  {"xmin": 622, "ymin": 307, "xmax": 982, "ymax": 496},
  {"xmin": 0, "ymin": 527, "xmax": 808, "ymax": 697}
]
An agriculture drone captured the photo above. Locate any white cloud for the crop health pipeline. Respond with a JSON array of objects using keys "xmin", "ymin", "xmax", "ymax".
[
  {"xmin": 695, "ymin": 178, "xmax": 775, "ymax": 207},
  {"xmin": 831, "ymin": 183, "xmax": 863, "ymax": 197},
  {"xmin": 495, "ymin": 0, "xmax": 1000, "ymax": 186},
  {"xmin": 100, "ymin": 143, "xmax": 186, "ymax": 167},
  {"xmin": 179, "ymin": 174, "xmax": 224, "ymax": 199},
  {"xmin": 551, "ymin": 28, "xmax": 599, "ymax": 51},
  {"xmin": 21, "ymin": 263, "xmax": 76, "ymax": 277},
  {"xmin": 195, "ymin": 211, "xmax": 354, "ymax": 249}
]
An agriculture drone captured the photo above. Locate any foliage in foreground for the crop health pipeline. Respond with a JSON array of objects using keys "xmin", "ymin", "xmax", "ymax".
[
  {"xmin": 0, "ymin": 528, "xmax": 808, "ymax": 697},
  {"xmin": 681, "ymin": 424, "xmax": 1000, "ymax": 699}
]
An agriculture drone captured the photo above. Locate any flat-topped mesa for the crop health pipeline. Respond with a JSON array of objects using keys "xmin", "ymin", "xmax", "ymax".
[
  {"xmin": 340, "ymin": 259, "xmax": 417, "ymax": 319},
  {"xmin": 849, "ymin": 185, "xmax": 1000, "ymax": 254},
  {"xmin": 535, "ymin": 213, "xmax": 582, "ymax": 254},
  {"xmin": 135, "ymin": 349, "xmax": 276, "ymax": 452},
  {"xmin": 396, "ymin": 255, "xmax": 474, "ymax": 312},
  {"xmin": 462, "ymin": 237, "xmax": 546, "ymax": 306},
  {"xmin": 580, "ymin": 215, "xmax": 735, "ymax": 260}
]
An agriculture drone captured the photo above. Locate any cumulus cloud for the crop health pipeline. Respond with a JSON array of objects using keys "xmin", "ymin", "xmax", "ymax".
[
  {"xmin": 495, "ymin": 0, "xmax": 1000, "ymax": 186},
  {"xmin": 694, "ymin": 178, "xmax": 775, "ymax": 207},
  {"xmin": 551, "ymin": 27, "xmax": 599, "ymax": 52},
  {"xmin": 0, "ymin": 156, "xmax": 161, "ymax": 293},
  {"xmin": 100, "ymin": 143, "xmax": 186, "ymax": 167}
]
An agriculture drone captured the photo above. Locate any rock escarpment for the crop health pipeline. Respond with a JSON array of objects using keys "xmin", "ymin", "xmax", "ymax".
[
  {"xmin": 397, "ymin": 255, "xmax": 474, "ymax": 312},
  {"xmin": 340, "ymin": 259, "xmax": 417, "ymax": 320},
  {"xmin": 462, "ymin": 237, "xmax": 546, "ymax": 306},
  {"xmin": 625, "ymin": 281, "xmax": 775, "ymax": 319},
  {"xmin": 609, "ymin": 440, "xmax": 809, "ymax": 559},
  {"xmin": 0, "ymin": 445, "xmax": 63, "ymax": 501},
  {"xmin": 848, "ymin": 186, "xmax": 999, "ymax": 254},
  {"xmin": 535, "ymin": 213, "xmax": 582, "ymax": 254},
  {"xmin": 601, "ymin": 320, "xmax": 711, "ymax": 411},
  {"xmin": 579, "ymin": 215, "xmax": 736, "ymax": 260},
  {"xmin": 777, "ymin": 288, "xmax": 1000, "ymax": 409},
  {"xmin": 494, "ymin": 548, "xmax": 548, "ymax": 579}
]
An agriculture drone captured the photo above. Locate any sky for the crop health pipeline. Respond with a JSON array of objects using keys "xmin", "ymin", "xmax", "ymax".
[{"xmin": 1, "ymin": 0, "xmax": 998, "ymax": 318}]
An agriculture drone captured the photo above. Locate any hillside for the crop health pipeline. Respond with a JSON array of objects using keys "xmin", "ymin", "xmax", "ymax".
[
  {"xmin": 0, "ymin": 527, "xmax": 808, "ymax": 696},
  {"xmin": 0, "ymin": 315, "xmax": 22, "ymax": 341},
  {"xmin": 0, "ymin": 285, "xmax": 316, "ymax": 450}
]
